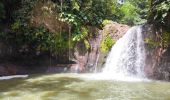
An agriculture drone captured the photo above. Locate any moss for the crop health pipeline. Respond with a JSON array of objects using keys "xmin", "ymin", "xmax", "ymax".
[
  {"xmin": 102, "ymin": 19, "xmax": 112, "ymax": 27},
  {"xmin": 100, "ymin": 35, "xmax": 115, "ymax": 53},
  {"xmin": 162, "ymin": 31, "xmax": 170, "ymax": 48},
  {"xmin": 144, "ymin": 38, "xmax": 159, "ymax": 49},
  {"xmin": 11, "ymin": 20, "xmax": 21, "ymax": 31},
  {"xmin": 84, "ymin": 39, "xmax": 90, "ymax": 50}
]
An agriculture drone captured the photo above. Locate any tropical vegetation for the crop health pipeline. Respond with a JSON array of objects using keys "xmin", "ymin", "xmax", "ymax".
[{"xmin": 0, "ymin": 0, "xmax": 169, "ymax": 61}]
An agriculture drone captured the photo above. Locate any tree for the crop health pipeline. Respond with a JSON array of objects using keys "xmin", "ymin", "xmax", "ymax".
[
  {"xmin": 118, "ymin": 0, "xmax": 149, "ymax": 25},
  {"xmin": 148, "ymin": 0, "xmax": 170, "ymax": 27}
]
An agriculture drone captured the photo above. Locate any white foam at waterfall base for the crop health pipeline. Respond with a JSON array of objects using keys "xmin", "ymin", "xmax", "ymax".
[
  {"xmin": 0, "ymin": 75, "xmax": 28, "ymax": 80},
  {"xmin": 86, "ymin": 26, "xmax": 147, "ymax": 82}
]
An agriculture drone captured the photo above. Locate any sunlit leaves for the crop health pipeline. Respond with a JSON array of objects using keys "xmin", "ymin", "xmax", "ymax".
[
  {"xmin": 58, "ymin": 12, "xmax": 78, "ymax": 25},
  {"xmin": 151, "ymin": 0, "xmax": 170, "ymax": 24},
  {"xmin": 72, "ymin": 27, "xmax": 88, "ymax": 42},
  {"xmin": 71, "ymin": 0, "xmax": 80, "ymax": 11},
  {"xmin": 119, "ymin": 0, "xmax": 148, "ymax": 25}
]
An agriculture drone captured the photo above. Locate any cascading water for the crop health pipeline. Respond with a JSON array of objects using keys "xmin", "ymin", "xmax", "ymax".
[{"xmin": 100, "ymin": 26, "xmax": 146, "ymax": 81}]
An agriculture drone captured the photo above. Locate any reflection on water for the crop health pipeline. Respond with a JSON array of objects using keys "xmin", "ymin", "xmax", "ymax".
[{"xmin": 0, "ymin": 73, "xmax": 170, "ymax": 100}]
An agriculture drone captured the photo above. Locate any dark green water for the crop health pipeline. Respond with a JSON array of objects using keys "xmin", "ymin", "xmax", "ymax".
[{"xmin": 0, "ymin": 73, "xmax": 170, "ymax": 100}]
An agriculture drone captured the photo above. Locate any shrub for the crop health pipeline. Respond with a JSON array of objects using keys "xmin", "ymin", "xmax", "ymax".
[{"xmin": 100, "ymin": 36, "xmax": 115, "ymax": 53}]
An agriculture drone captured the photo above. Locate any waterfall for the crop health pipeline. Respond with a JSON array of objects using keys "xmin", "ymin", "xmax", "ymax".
[{"xmin": 101, "ymin": 26, "xmax": 146, "ymax": 80}]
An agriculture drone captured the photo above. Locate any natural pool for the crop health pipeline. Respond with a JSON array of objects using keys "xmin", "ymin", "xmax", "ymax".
[{"xmin": 0, "ymin": 73, "xmax": 170, "ymax": 100}]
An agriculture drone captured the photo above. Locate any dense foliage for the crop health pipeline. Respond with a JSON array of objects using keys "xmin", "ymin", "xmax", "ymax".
[
  {"xmin": 149, "ymin": 0, "xmax": 170, "ymax": 26},
  {"xmin": 147, "ymin": 0, "xmax": 170, "ymax": 48},
  {"xmin": 0, "ymin": 0, "xmax": 162, "ymax": 60}
]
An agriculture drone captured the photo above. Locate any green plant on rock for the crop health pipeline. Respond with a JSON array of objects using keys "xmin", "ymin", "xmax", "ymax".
[
  {"xmin": 84, "ymin": 39, "xmax": 90, "ymax": 50},
  {"xmin": 11, "ymin": 20, "xmax": 21, "ymax": 31},
  {"xmin": 145, "ymin": 31, "xmax": 170, "ymax": 49},
  {"xmin": 48, "ymin": 32, "xmax": 72, "ymax": 56},
  {"xmin": 100, "ymin": 36, "xmax": 115, "ymax": 53},
  {"xmin": 161, "ymin": 31, "xmax": 170, "ymax": 48},
  {"xmin": 144, "ymin": 38, "xmax": 159, "ymax": 49},
  {"xmin": 102, "ymin": 19, "xmax": 112, "ymax": 27},
  {"xmin": 72, "ymin": 26, "xmax": 88, "ymax": 42}
]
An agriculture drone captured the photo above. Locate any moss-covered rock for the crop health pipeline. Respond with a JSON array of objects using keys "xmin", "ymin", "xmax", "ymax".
[{"xmin": 100, "ymin": 21, "xmax": 130, "ymax": 53}]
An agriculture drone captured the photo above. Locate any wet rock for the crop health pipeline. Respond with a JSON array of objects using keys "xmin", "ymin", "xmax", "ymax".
[
  {"xmin": 102, "ymin": 22, "xmax": 130, "ymax": 40},
  {"xmin": 70, "ymin": 22, "xmax": 130, "ymax": 72},
  {"xmin": 0, "ymin": 64, "xmax": 18, "ymax": 76},
  {"xmin": 143, "ymin": 24, "xmax": 170, "ymax": 81}
]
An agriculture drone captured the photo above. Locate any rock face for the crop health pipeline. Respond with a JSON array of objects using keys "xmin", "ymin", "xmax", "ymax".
[
  {"xmin": 0, "ymin": 64, "xmax": 18, "ymax": 76},
  {"xmin": 143, "ymin": 24, "xmax": 170, "ymax": 81},
  {"xmin": 70, "ymin": 22, "xmax": 130, "ymax": 72},
  {"xmin": 155, "ymin": 47, "xmax": 170, "ymax": 80},
  {"xmin": 31, "ymin": 1, "xmax": 70, "ymax": 33},
  {"xmin": 0, "ymin": 22, "xmax": 130, "ymax": 75},
  {"xmin": 102, "ymin": 22, "xmax": 130, "ymax": 40},
  {"xmin": 70, "ymin": 29, "xmax": 102, "ymax": 72}
]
